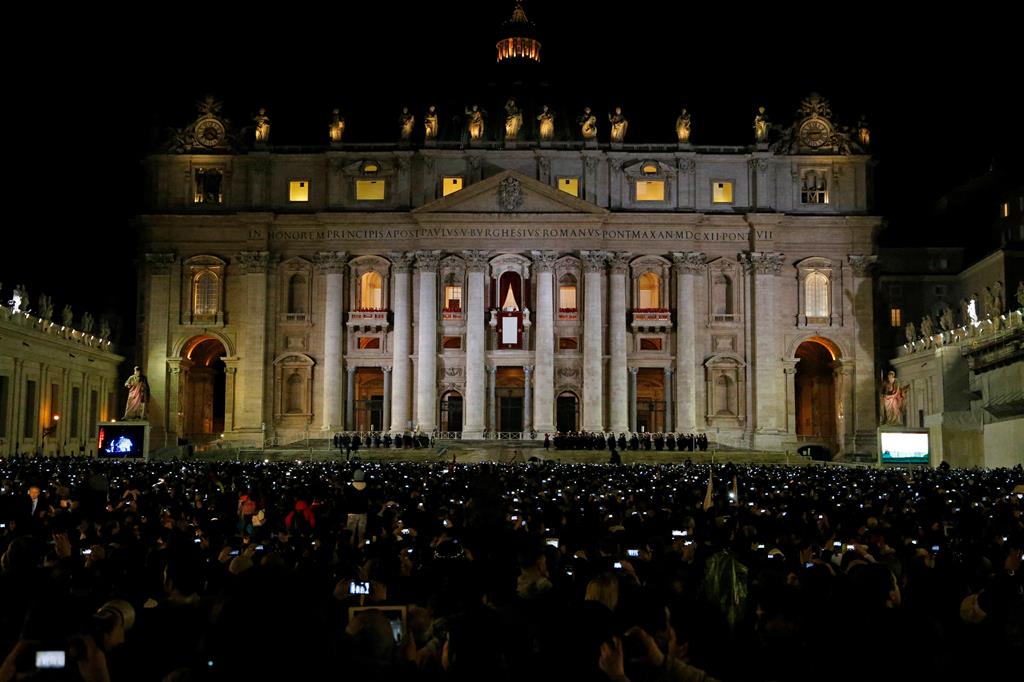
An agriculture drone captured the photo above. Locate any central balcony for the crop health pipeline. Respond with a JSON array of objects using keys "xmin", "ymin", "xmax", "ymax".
[
  {"xmin": 631, "ymin": 308, "xmax": 671, "ymax": 332},
  {"xmin": 347, "ymin": 308, "xmax": 390, "ymax": 332}
]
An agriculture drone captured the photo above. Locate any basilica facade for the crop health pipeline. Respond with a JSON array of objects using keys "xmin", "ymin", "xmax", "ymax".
[{"xmin": 137, "ymin": 94, "xmax": 880, "ymax": 455}]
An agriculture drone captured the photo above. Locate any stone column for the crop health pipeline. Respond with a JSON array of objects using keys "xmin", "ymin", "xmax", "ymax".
[
  {"xmin": 382, "ymin": 366, "xmax": 392, "ymax": 435},
  {"xmin": 487, "ymin": 365, "xmax": 497, "ymax": 433},
  {"xmin": 143, "ymin": 253, "xmax": 175, "ymax": 445},
  {"xmin": 523, "ymin": 365, "xmax": 533, "ymax": 434},
  {"xmin": 783, "ymin": 363, "xmax": 798, "ymax": 435},
  {"xmin": 414, "ymin": 251, "xmax": 440, "ymax": 432},
  {"xmin": 315, "ymin": 251, "xmax": 347, "ymax": 432},
  {"xmin": 663, "ymin": 367, "xmax": 674, "ymax": 432},
  {"xmin": 222, "ymin": 359, "xmax": 238, "ymax": 433},
  {"xmin": 628, "ymin": 367, "xmax": 638, "ymax": 432},
  {"xmin": 833, "ymin": 360, "xmax": 855, "ymax": 454},
  {"xmin": 848, "ymin": 255, "xmax": 878, "ymax": 450},
  {"xmin": 389, "ymin": 253, "xmax": 415, "ymax": 433},
  {"xmin": 462, "ymin": 250, "xmax": 489, "ymax": 438},
  {"xmin": 608, "ymin": 252, "xmax": 631, "ymax": 433},
  {"xmin": 530, "ymin": 251, "xmax": 557, "ymax": 434},
  {"xmin": 672, "ymin": 252, "xmax": 705, "ymax": 433},
  {"xmin": 581, "ymin": 251, "xmax": 606, "ymax": 431},
  {"xmin": 741, "ymin": 251, "xmax": 786, "ymax": 445},
  {"xmin": 235, "ymin": 251, "xmax": 273, "ymax": 440},
  {"xmin": 345, "ymin": 365, "xmax": 356, "ymax": 430}
]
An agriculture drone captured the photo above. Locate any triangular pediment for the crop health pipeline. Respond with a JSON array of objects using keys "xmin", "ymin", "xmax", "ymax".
[{"xmin": 412, "ymin": 170, "xmax": 607, "ymax": 215}]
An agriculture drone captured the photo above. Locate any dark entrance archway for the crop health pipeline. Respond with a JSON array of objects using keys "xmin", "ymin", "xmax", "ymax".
[
  {"xmin": 556, "ymin": 391, "xmax": 579, "ymax": 432},
  {"xmin": 795, "ymin": 340, "xmax": 836, "ymax": 438},
  {"xmin": 181, "ymin": 336, "xmax": 226, "ymax": 439}
]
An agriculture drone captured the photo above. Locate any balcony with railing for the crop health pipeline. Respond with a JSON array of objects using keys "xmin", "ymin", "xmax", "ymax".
[
  {"xmin": 347, "ymin": 308, "xmax": 390, "ymax": 331},
  {"xmin": 630, "ymin": 308, "xmax": 672, "ymax": 331}
]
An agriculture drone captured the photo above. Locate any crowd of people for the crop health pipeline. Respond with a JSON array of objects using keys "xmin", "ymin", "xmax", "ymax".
[
  {"xmin": 0, "ymin": 454, "xmax": 1021, "ymax": 681},
  {"xmin": 549, "ymin": 432, "xmax": 710, "ymax": 452},
  {"xmin": 331, "ymin": 432, "xmax": 434, "ymax": 456}
]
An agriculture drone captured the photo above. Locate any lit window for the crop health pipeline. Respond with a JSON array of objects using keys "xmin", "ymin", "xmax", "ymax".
[
  {"xmin": 356, "ymin": 180, "xmax": 385, "ymax": 201},
  {"xmin": 442, "ymin": 336, "xmax": 462, "ymax": 349},
  {"xmin": 559, "ymin": 337, "xmax": 578, "ymax": 350},
  {"xmin": 358, "ymin": 337, "xmax": 380, "ymax": 350},
  {"xmin": 444, "ymin": 284, "xmax": 462, "ymax": 311},
  {"xmin": 289, "ymin": 180, "xmax": 309, "ymax": 202},
  {"xmin": 636, "ymin": 180, "xmax": 665, "ymax": 202},
  {"xmin": 194, "ymin": 272, "xmax": 218, "ymax": 316},
  {"xmin": 640, "ymin": 338, "xmax": 663, "ymax": 351},
  {"xmin": 890, "ymin": 308, "xmax": 902, "ymax": 328},
  {"xmin": 359, "ymin": 271, "xmax": 383, "ymax": 309},
  {"xmin": 363, "ymin": 162, "xmax": 379, "ymax": 174},
  {"xmin": 805, "ymin": 271, "xmax": 829, "ymax": 318},
  {"xmin": 443, "ymin": 177, "xmax": 463, "ymax": 196},
  {"xmin": 559, "ymin": 274, "xmax": 577, "ymax": 309},
  {"xmin": 642, "ymin": 164, "xmax": 658, "ymax": 175},
  {"xmin": 800, "ymin": 171, "xmax": 828, "ymax": 204},
  {"xmin": 638, "ymin": 272, "xmax": 660, "ymax": 308},
  {"xmin": 712, "ymin": 181, "xmax": 733, "ymax": 204},
  {"xmin": 1002, "ymin": 202, "xmax": 1010, "ymax": 218},
  {"xmin": 558, "ymin": 177, "xmax": 579, "ymax": 197}
]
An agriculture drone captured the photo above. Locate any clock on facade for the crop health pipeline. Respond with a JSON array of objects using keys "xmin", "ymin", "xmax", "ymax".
[
  {"xmin": 195, "ymin": 118, "xmax": 225, "ymax": 148},
  {"xmin": 798, "ymin": 118, "xmax": 830, "ymax": 148}
]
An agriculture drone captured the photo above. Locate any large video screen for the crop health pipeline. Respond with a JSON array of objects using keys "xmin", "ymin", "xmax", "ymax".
[
  {"xmin": 880, "ymin": 431, "xmax": 929, "ymax": 464},
  {"xmin": 97, "ymin": 424, "xmax": 147, "ymax": 458}
]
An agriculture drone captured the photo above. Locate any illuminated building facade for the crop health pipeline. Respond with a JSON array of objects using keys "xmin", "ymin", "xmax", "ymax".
[{"xmin": 137, "ymin": 89, "xmax": 882, "ymax": 456}]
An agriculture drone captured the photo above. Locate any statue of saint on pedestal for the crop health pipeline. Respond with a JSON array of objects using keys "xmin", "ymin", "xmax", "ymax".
[
  {"xmin": 254, "ymin": 108, "xmax": 271, "ymax": 143},
  {"xmin": 399, "ymin": 107, "xmax": 415, "ymax": 140},
  {"xmin": 504, "ymin": 98, "xmax": 522, "ymax": 139},
  {"xmin": 537, "ymin": 105, "xmax": 555, "ymax": 141},
  {"xmin": 939, "ymin": 306, "xmax": 955, "ymax": 331},
  {"xmin": 676, "ymin": 108, "xmax": 692, "ymax": 143},
  {"xmin": 577, "ymin": 107, "xmax": 597, "ymax": 140},
  {"xmin": 904, "ymin": 321, "xmax": 916, "ymax": 344},
  {"xmin": 880, "ymin": 371, "xmax": 910, "ymax": 426},
  {"xmin": 328, "ymin": 109, "xmax": 345, "ymax": 143},
  {"xmin": 62, "ymin": 304, "xmax": 73, "ymax": 328},
  {"xmin": 608, "ymin": 107, "xmax": 628, "ymax": 142},
  {"xmin": 465, "ymin": 105, "xmax": 485, "ymax": 141},
  {"xmin": 424, "ymin": 106, "xmax": 439, "ymax": 140},
  {"xmin": 754, "ymin": 106, "xmax": 769, "ymax": 143},
  {"xmin": 920, "ymin": 316, "xmax": 934, "ymax": 338}
]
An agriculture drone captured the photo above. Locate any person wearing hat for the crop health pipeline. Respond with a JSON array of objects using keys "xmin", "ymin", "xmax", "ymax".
[{"xmin": 346, "ymin": 469, "xmax": 370, "ymax": 546}]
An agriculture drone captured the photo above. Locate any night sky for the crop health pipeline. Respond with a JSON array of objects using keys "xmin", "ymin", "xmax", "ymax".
[{"xmin": 7, "ymin": 3, "xmax": 1018, "ymax": 357}]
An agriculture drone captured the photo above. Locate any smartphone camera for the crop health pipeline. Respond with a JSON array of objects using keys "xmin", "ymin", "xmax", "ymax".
[
  {"xmin": 81, "ymin": 548, "xmax": 92, "ymax": 556},
  {"xmin": 255, "ymin": 544, "xmax": 265, "ymax": 551},
  {"xmin": 757, "ymin": 544, "xmax": 765, "ymax": 550},
  {"xmin": 194, "ymin": 537, "xmax": 202, "ymax": 544},
  {"xmin": 401, "ymin": 528, "xmax": 411, "ymax": 536},
  {"xmin": 511, "ymin": 516, "xmax": 519, "ymax": 521},
  {"xmin": 229, "ymin": 550, "xmax": 240, "ymax": 556},
  {"xmin": 846, "ymin": 544, "xmax": 855, "ymax": 551},
  {"xmin": 804, "ymin": 562, "xmax": 814, "ymax": 568},
  {"xmin": 349, "ymin": 580, "xmax": 371, "ymax": 595},
  {"xmin": 613, "ymin": 561, "xmax": 623, "ymax": 570},
  {"xmin": 35, "ymin": 651, "xmax": 66, "ymax": 670},
  {"xmin": 931, "ymin": 545, "xmax": 940, "ymax": 553},
  {"xmin": 627, "ymin": 548, "xmax": 640, "ymax": 558},
  {"xmin": 671, "ymin": 530, "xmax": 685, "ymax": 538},
  {"xmin": 546, "ymin": 538, "xmax": 559, "ymax": 548}
]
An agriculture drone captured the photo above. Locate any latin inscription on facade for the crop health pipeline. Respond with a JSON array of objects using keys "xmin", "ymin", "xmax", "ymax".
[{"xmin": 262, "ymin": 227, "xmax": 773, "ymax": 243}]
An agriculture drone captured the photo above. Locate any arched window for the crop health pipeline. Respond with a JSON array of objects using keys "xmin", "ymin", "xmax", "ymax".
[
  {"xmin": 288, "ymin": 274, "xmax": 307, "ymax": 314},
  {"xmin": 193, "ymin": 272, "xmax": 218, "ymax": 316},
  {"xmin": 638, "ymin": 272, "xmax": 660, "ymax": 309},
  {"xmin": 286, "ymin": 373, "xmax": 304, "ymax": 414},
  {"xmin": 559, "ymin": 273, "xmax": 577, "ymax": 310},
  {"xmin": 360, "ymin": 271, "xmax": 383, "ymax": 310},
  {"xmin": 712, "ymin": 273, "xmax": 733, "ymax": 315},
  {"xmin": 444, "ymin": 275, "xmax": 462, "ymax": 312},
  {"xmin": 805, "ymin": 272, "xmax": 829, "ymax": 319}
]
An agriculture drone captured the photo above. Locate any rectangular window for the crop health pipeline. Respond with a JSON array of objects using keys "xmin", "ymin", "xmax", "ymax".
[
  {"xmin": 442, "ymin": 336, "xmax": 462, "ymax": 349},
  {"xmin": 24, "ymin": 380, "xmax": 36, "ymax": 439},
  {"xmin": 0, "ymin": 375, "xmax": 8, "ymax": 439},
  {"xmin": 558, "ymin": 177, "xmax": 579, "ymax": 197},
  {"xmin": 640, "ymin": 337, "xmax": 663, "ymax": 351},
  {"xmin": 559, "ymin": 337, "xmax": 579, "ymax": 350},
  {"xmin": 558, "ymin": 285, "xmax": 577, "ymax": 310},
  {"xmin": 289, "ymin": 180, "xmax": 310, "ymax": 202},
  {"xmin": 193, "ymin": 168, "xmax": 224, "ymax": 204},
  {"xmin": 636, "ymin": 180, "xmax": 665, "ymax": 202},
  {"xmin": 89, "ymin": 390, "xmax": 98, "ymax": 438},
  {"xmin": 442, "ymin": 177, "xmax": 463, "ymax": 196},
  {"xmin": 1002, "ymin": 202, "xmax": 1010, "ymax": 218},
  {"xmin": 50, "ymin": 384, "xmax": 59, "ymax": 422},
  {"xmin": 890, "ymin": 308, "xmax": 902, "ymax": 328},
  {"xmin": 356, "ymin": 180, "xmax": 385, "ymax": 201},
  {"xmin": 357, "ymin": 337, "xmax": 380, "ymax": 350},
  {"xmin": 712, "ymin": 181, "xmax": 734, "ymax": 204},
  {"xmin": 70, "ymin": 387, "xmax": 81, "ymax": 438},
  {"xmin": 800, "ymin": 171, "xmax": 829, "ymax": 204},
  {"xmin": 444, "ymin": 285, "xmax": 462, "ymax": 311}
]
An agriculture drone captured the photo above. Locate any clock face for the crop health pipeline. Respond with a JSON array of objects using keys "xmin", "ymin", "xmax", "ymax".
[
  {"xmin": 799, "ymin": 118, "xmax": 830, "ymax": 148},
  {"xmin": 195, "ymin": 118, "xmax": 225, "ymax": 147}
]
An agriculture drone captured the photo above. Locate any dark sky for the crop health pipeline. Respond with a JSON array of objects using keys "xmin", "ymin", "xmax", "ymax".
[{"xmin": 6, "ymin": 2, "xmax": 1019, "ymax": 351}]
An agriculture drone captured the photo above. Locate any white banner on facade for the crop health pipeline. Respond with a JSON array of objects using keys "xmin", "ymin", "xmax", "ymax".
[{"xmin": 502, "ymin": 316, "xmax": 517, "ymax": 344}]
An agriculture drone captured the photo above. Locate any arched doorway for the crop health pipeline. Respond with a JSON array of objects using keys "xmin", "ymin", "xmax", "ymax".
[
  {"xmin": 440, "ymin": 391, "xmax": 463, "ymax": 433},
  {"xmin": 556, "ymin": 391, "xmax": 579, "ymax": 432},
  {"xmin": 181, "ymin": 336, "xmax": 226, "ymax": 439},
  {"xmin": 795, "ymin": 340, "xmax": 836, "ymax": 438}
]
